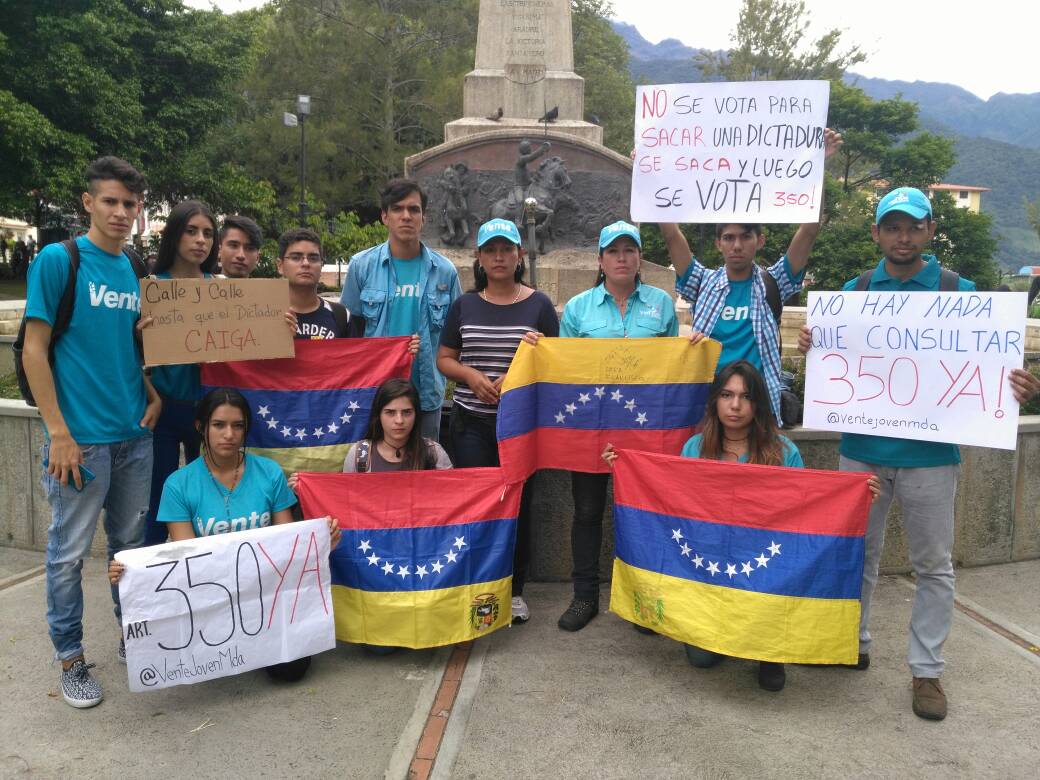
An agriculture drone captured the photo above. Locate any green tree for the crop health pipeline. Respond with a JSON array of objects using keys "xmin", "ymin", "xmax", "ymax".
[
  {"xmin": 930, "ymin": 193, "xmax": 999, "ymax": 289},
  {"xmin": 0, "ymin": 0, "xmax": 259, "ymax": 223},
  {"xmin": 572, "ymin": 0, "xmax": 636, "ymax": 154},
  {"xmin": 698, "ymin": 0, "xmax": 865, "ymax": 82}
]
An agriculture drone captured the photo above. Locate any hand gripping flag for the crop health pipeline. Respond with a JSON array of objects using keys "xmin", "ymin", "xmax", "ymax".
[
  {"xmin": 609, "ymin": 450, "xmax": 872, "ymax": 665},
  {"xmin": 295, "ymin": 469, "xmax": 522, "ymax": 648},
  {"xmin": 495, "ymin": 337, "xmax": 721, "ymax": 481},
  {"xmin": 200, "ymin": 338, "xmax": 411, "ymax": 475}
]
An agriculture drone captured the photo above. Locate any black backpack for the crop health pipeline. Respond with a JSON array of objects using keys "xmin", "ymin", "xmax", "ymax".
[
  {"xmin": 853, "ymin": 267, "xmax": 961, "ymax": 292},
  {"xmin": 12, "ymin": 239, "xmax": 147, "ymax": 406}
]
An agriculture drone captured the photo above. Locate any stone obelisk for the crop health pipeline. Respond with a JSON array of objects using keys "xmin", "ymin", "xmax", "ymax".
[{"xmin": 444, "ymin": 0, "xmax": 602, "ymax": 144}]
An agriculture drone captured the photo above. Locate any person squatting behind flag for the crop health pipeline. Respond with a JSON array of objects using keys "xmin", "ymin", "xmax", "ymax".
[
  {"xmin": 436, "ymin": 218, "xmax": 559, "ymax": 624},
  {"xmin": 109, "ymin": 387, "xmax": 341, "ymax": 681}
]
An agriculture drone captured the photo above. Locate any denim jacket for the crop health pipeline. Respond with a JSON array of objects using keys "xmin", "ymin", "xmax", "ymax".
[{"xmin": 341, "ymin": 241, "xmax": 461, "ymax": 411}]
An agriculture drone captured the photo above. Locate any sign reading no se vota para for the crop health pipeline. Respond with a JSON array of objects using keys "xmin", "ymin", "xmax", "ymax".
[
  {"xmin": 803, "ymin": 291, "xmax": 1027, "ymax": 450},
  {"xmin": 630, "ymin": 80, "xmax": 830, "ymax": 224},
  {"xmin": 140, "ymin": 277, "xmax": 295, "ymax": 366},
  {"xmin": 117, "ymin": 519, "xmax": 336, "ymax": 692}
]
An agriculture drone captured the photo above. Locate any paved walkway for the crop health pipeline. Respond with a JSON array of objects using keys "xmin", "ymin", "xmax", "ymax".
[{"xmin": 2, "ymin": 549, "xmax": 1038, "ymax": 779}]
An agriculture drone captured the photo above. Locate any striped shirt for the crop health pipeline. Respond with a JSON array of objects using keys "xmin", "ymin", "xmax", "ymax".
[{"xmin": 440, "ymin": 290, "xmax": 559, "ymax": 416}]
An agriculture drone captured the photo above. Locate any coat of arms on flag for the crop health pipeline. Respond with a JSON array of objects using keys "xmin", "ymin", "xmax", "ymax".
[
  {"xmin": 200, "ymin": 338, "xmax": 412, "ymax": 474},
  {"xmin": 609, "ymin": 449, "xmax": 872, "ymax": 665},
  {"xmin": 496, "ymin": 337, "xmax": 721, "ymax": 480},
  {"xmin": 294, "ymin": 468, "xmax": 522, "ymax": 649}
]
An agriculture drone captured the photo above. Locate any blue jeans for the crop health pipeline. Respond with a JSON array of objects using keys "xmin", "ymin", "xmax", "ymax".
[
  {"xmin": 44, "ymin": 433, "xmax": 153, "ymax": 661},
  {"xmin": 144, "ymin": 398, "xmax": 200, "ymax": 545}
]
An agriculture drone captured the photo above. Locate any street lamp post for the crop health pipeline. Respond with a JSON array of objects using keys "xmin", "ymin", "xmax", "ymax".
[
  {"xmin": 284, "ymin": 95, "xmax": 312, "ymax": 226},
  {"xmin": 523, "ymin": 197, "xmax": 538, "ymax": 288}
]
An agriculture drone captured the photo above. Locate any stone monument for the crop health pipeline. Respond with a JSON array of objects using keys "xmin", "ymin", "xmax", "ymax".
[{"xmin": 405, "ymin": 0, "xmax": 633, "ymax": 253}]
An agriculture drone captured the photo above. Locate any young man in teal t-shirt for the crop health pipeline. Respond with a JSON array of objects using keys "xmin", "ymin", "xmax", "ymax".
[
  {"xmin": 23, "ymin": 157, "xmax": 162, "ymax": 708},
  {"xmin": 799, "ymin": 187, "xmax": 1040, "ymax": 721}
]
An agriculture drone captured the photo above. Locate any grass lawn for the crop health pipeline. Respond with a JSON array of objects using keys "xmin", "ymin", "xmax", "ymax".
[
  {"xmin": 0, "ymin": 372, "xmax": 21, "ymax": 400},
  {"xmin": 0, "ymin": 280, "xmax": 27, "ymax": 301}
]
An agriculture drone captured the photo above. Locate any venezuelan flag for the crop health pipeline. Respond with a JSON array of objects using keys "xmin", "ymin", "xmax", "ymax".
[
  {"xmin": 495, "ymin": 337, "xmax": 720, "ymax": 481},
  {"xmin": 200, "ymin": 338, "xmax": 411, "ymax": 475},
  {"xmin": 609, "ymin": 449, "xmax": 872, "ymax": 665},
  {"xmin": 294, "ymin": 468, "xmax": 521, "ymax": 648}
]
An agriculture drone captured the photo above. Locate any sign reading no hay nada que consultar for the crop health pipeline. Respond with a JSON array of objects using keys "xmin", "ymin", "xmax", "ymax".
[
  {"xmin": 140, "ymin": 277, "xmax": 295, "ymax": 366},
  {"xmin": 631, "ymin": 80, "xmax": 830, "ymax": 224}
]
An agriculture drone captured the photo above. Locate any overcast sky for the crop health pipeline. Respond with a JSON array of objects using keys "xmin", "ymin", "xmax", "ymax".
[{"xmin": 187, "ymin": 0, "xmax": 1036, "ymax": 100}]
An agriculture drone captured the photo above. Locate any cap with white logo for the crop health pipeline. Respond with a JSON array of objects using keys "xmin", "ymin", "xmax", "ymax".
[
  {"xmin": 876, "ymin": 187, "xmax": 932, "ymax": 224},
  {"xmin": 598, "ymin": 221, "xmax": 642, "ymax": 250}
]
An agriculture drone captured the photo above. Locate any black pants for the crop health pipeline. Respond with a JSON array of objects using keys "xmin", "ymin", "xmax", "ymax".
[
  {"xmin": 449, "ymin": 404, "xmax": 533, "ymax": 596},
  {"xmin": 266, "ymin": 655, "xmax": 311, "ymax": 682},
  {"xmin": 570, "ymin": 471, "xmax": 610, "ymax": 601}
]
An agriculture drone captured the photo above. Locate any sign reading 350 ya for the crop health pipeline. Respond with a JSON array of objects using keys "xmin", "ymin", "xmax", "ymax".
[
  {"xmin": 117, "ymin": 519, "xmax": 335, "ymax": 692},
  {"xmin": 803, "ymin": 291, "xmax": 1027, "ymax": 450}
]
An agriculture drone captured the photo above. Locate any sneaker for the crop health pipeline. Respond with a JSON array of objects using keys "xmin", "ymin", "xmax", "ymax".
[
  {"xmin": 511, "ymin": 596, "xmax": 530, "ymax": 624},
  {"xmin": 912, "ymin": 677, "xmax": 947, "ymax": 721},
  {"xmin": 557, "ymin": 598, "xmax": 598, "ymax": 632},
  {"xmin": 118, "ymin": 638, "xmax": 126, "ymax": 665},
  {"xmin": 60, "ymin": 659, "xmax": 103, "ymax": 709},
  {"xmin": 758, "ymin": 661, "xmax": 786, "ymax": 692},
  {"xmin": 684, "ymin": 644, "xmax": 724, "ymax": 668}
]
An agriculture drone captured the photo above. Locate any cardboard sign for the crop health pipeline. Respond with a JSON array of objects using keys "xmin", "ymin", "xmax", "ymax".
[
  {"xmin": 803, "ymin": 291, "xmax": 1027, "ymax": 449},
  {"xmin": 631, "ymin": 80, "xmax": 830, "ymax": 224},
  {"xmin": 116, "ymin": 519, "xmax": 335, "ymax": 692},
  {"xmin": 140, "ymin": 277, "xmax": 294, "ymax": 366}
]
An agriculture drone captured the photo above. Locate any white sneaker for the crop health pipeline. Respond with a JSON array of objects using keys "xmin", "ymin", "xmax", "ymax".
[
  {"xmin": 60, "ymin": 659, "xmax": 103, "ymax": 709},
  {"xmin": 511, "ymin": 596, "xmax": 530, "ymax": 624}
]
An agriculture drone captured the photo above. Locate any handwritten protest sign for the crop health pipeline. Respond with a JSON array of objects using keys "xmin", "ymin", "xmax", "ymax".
[
  {"xmin": 631, "ymin": 80, "xmax": 830, "ymax": 224},
  {"xmin": 803, "ymin": 291, "xmax": 1027, "ymax": 449},
  {"xmin": 140, "ymin": 277, "xmax": 294, "ymax": 366},
  {"xmin": 117, "ymin": 519, "xmax": 335, "ymax": 692}
]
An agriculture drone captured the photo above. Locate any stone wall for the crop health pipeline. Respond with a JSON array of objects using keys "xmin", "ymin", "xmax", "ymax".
[{"xmin": 3, "ymin": 399, "xmax": 1038, "ymax": 578}]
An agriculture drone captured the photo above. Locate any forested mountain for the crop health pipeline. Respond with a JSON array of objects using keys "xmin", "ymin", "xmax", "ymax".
[{"xmin": 613, "ymin": 21, "xmax": 1040, "ymax": 268}]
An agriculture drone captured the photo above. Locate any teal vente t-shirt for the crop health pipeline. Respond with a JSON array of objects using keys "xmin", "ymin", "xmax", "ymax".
[
  {"xmin": 680, "ymin": 433, "xmax": 804, "ymax": 468},
  {"xmin": 157, "ymin": 453, "xmax": 297, "ymax": 537},
  {"xmin": 25, "ymin": 237, "xmax": 147, "ymax": 444},
  {"xmin": 148, "ymin": 272, "xmax": 208, "ymax": 401},
  {"xmin": 710, "ymin": 277, "xmax": 762, "ymax": 373},
  {"xmin": 839, "ymin": 256, "xmax": 977, "ymax": 469},
  {"xmin": 389, "ymin": 257, "xmax": 422, "ymax": 336}
]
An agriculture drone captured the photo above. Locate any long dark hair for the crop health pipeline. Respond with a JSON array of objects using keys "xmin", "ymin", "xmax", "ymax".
[
  {"xmin": 365, "ymin": 379, "xmax": 432, "ymax": 470},
  {"xmin": 699, "ymin": 361, "xmax": 783, "ymax": 466},
  {"xmin": 195, "ymin": 388, "xmax": 252, "ymax": 454},
  {"xmin": 471, "ymin": 250, "xmax": 528, "ymax": 292},
  {"xmin": 154, "ymin": 200, "xmax": 220, "ymax": 275}
]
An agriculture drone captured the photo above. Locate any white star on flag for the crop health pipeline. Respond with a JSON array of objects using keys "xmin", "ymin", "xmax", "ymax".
[
  {"xmin": 635, "ymin": 412, "xmax": 647, "ymax": 425},
  {"xmin": 327, "ymin": 422, "xmax": 339, "ymax": 434},
  {"xmin": 431, "ymin": 561, "xmax": 443, "ymax": 574},
  {"xmin": 312, "ymin": 427, "xmax": 324, "ymax": 437},
  {"xmin": 340, "ymin": 413, "xmax": 352, "ymax": 424},
  {"xmin": 578, "ymin": 393, "xmax": 591, "ymax": 404},
  {"xmin": 281, "ymin": 426, "xmax": 292, "ymax": 437},
  {"xmin": 367, "ymin": 553, "xmax": 380, "ymax": 566},
  {"xmin": 680, "ymin": 543, "xmax": 691, "ymax": 557},
  {"xmin": 258, "ymin": 405, "xmax": 270, "ymax": 417},
  {"xmin": 611, "ymin": 389, "xmax": 623, "ymax": 402},
  {"xmin": 594, "ymin": 387, "xmax": 605, "ymax": 398},
  {"xmin": 267, "ymin": 419, "xmax": 278, "ymax": 429},
  {"xmin": 741, "ymin": 561, "xmax": 754, "ymax": 576},
  {"xmin": 295, "ymin": 429, "xmax": 307, "ymax": 440},
  {"xmin": 397, "ymin": 565, "xmax": 410, "ymax": 578},
  {"xmin": 349, "ymin": 400, "xmax": 360, "ymax": 411},
  {"xmin": 768, "ymin": 541, "xmax": 782, "ymax": 556},
  {"xmin": 565, "ymin": 403, "xmax": 577, "ymax": 414},
  {"xmin": 671, "ymin": 529, "xmax": 683, "ymax": 541},
  {"xmin": 554, "ymin": 412, "xmax": 566, "ymax": 423},
  {"xmin": 693, "ymin": 555, "xmax": 704, "ymax": 568},
  {"xmin": 725, "ymin": 563, "xmax": 737, "ymax": 578},
  {"xmin": 382, "ymin": 561, "xmax": 395, "ymax": 575},
  {"xmin": 358, "ymin": 540, "xmax": 372, "ymax": 552},
  {"xmin": 707, "ymin": 561, "xmax": 720, "ymax": 576},
  {"xmin": 755, "ymin": 554, "xmax": 770, "ymax": 568},
  {"xmin": 445, "ymin": 550, "xmax": 458, "ymax": 563},
  {"xmin": 624, "ymin": 398, "xmax": 636, "ymax": 411},
  {"xmin": 415, "ymin": 565, "xmax": 428, "ymax": 579},
  {"xmin": 453, "ymin": 536, "xmax": 466, "ymax": 550}
]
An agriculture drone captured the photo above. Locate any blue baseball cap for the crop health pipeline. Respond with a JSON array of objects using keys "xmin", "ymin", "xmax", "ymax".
[
  {"xmin": 476, "ymin": 219, "xmax": 522, "ymax": 247},
  {"xmin": 875, "ymin": 187, "xmax": 932, "ymax": 224},
  {"xmin": 598, "ymin": 220, "xmax": 642, "ymax": 250}
]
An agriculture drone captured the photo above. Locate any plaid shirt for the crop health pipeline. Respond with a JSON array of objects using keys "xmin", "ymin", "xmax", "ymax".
[{"xmin": 675, "ymin": 255, "xmax": 803, "ymax": 424}]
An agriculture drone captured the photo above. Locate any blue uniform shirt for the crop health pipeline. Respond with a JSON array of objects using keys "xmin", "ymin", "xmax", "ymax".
[
  {"xmin": 681, "ymin": 432, "xmax": 804, "ymax": 467},
  {"xmin": 342, "ymin": 241, "xmax": 461, "ymax": 412},
  {"xmin": 157, "ymin": 453, "xmax": 297, "ymax": 537},
  {"xmin": 560, "ymin": 282, "xmax": 678, "ymax": 338},
  {"xmin": 25, "ymin": 236, "xmax": 148, "ymax": 443},
  {"xmin": 839, "ymin": 255, "xmax": 977, "ymax": 468}
]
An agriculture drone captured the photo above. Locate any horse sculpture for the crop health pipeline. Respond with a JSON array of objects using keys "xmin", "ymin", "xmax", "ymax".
[
  {"xmin": 436, "ymin": 163, "xmax": 472, "ymax": 247},
  {"xmin": 488, "ymin": 156, "xmax": 575, "ymax": 253}
]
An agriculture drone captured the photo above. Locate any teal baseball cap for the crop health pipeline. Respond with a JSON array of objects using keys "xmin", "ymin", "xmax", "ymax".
[
  {"xmin": 876, "ymin": 187, "xmax": 932, "ymax": 224},
  {"xmin": 598, "ymin": 220, "xmax": 642, "ymax": 250},
  {"xmin": 477, "ymin": 219, "xmax": 522, "ymax": 247}
]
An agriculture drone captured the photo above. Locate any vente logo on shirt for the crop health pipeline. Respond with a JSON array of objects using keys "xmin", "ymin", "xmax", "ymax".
[
  {"xmin": 719, "ymin": 304, "xmax": 749, "ymax": 322},
  {"xmin": 88, "ymin": 281, "xmax": 140, "ymax": 312},
  {"xmin": 198, "ymin": 511, "xmax": 272, "ymax": 535}
]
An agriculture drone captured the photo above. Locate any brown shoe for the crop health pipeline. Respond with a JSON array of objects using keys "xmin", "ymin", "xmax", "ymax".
[{"xmin": 912, "ymin": 677, "xmax": 947, "ymax": 721}]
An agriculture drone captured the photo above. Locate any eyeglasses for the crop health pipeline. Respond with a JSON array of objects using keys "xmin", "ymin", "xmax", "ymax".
[{"xmin": 283, "ymin": 253, "xmax": 322, "ymax": 264}]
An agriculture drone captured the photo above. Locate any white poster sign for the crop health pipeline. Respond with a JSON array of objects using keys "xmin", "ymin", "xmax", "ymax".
[
  {"xmin": 631, "ymin": 80, "xmax": 830, "ymax": 224},
  {"xmin": 803, "ymin": 291, "xmax": 1027, "ymax": 449},
  {"xmin": 117, "ymin": 519, "xmax": 335, "ymax": 692}
]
